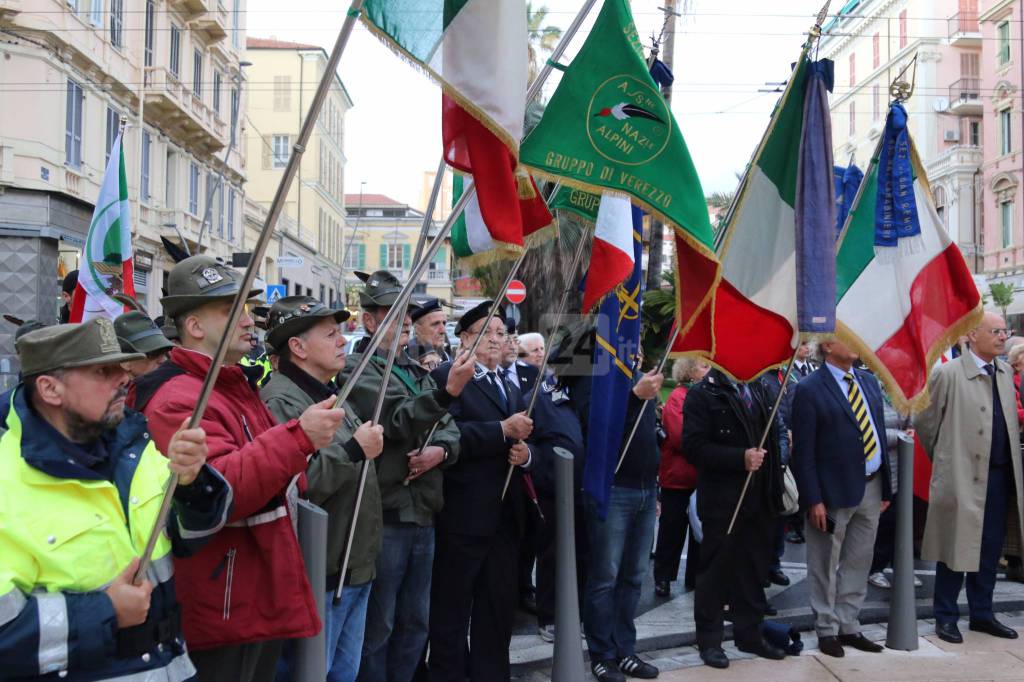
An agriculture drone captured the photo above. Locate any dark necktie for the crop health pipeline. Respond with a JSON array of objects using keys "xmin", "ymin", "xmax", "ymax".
[
  {"xmin": 984, "ymin": 364, "xmax": 1010, "ymax": 467},
  {"xmin": 798, "ymin": 363, "xmax": 808, "ymax": 377},
  {"xmin": 488, "ymin": 372, "xmax": 508, "ymax": 412},
  {"xmin": 739, "ymin": 384, "xmax": 753, "ymax": 411},
  {"xmin": 843, "ymin": 372, "xmax": 879, "ymax": 463}
]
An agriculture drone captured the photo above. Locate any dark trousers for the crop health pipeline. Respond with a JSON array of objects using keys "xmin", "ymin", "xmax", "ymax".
[
  {"xmin": 694, "ymin": 510, "xmax": 774, "ymax": 650},
  {"xmin": 772, "ymin": 516, "xmax": 786, "ymax": 569},
  {"xmin": 428, "ymin": 524, "xmax": 519, "ymax": 682},
  {"xmin": 933, "ymin": 463, "xmax": 1010, "ymax": 624},
  {"xmin": 536, "ymin": 494, "xmax": 589, "ymax": 628},
  {"xmin": 191, "ymin": 640, "xmax": 284, "ymax": 682},
  {"xmin": 519, "ymin": 504, "xmax": 541, "ymax": 596},
  {"xmin": 653, "ymin": 488, "xmax": 694, "ymax": 583},
  {"xmin": 870, "ymin": 499, "xmax": 898, "ymax": 574}
]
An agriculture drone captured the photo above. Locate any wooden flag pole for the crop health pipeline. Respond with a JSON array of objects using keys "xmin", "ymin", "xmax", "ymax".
[{"xmin": 134, "ymin": 0, "xmax": 368, "ymax": 584}]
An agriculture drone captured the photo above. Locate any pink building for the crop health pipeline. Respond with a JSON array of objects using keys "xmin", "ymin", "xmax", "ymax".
[{"xmin": 979, "ymin": 0, "xmax": 1023, "ymax": 276}]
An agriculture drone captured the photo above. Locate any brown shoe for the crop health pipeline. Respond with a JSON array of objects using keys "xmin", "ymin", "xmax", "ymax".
[
  {"xmin": 817, "ymin": 635, "xmax": 845, "ymax": 657},
  {"xmin": 838, "ymin": 633, "xmax": 884, "ymax": 652}
]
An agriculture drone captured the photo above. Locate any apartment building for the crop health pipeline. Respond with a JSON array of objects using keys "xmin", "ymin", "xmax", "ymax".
[
  {"xmin": 820, "ymin": 0, "xmax": 983, "ymax": 267},
  {"xmin": 0, "ymin": 0, "xmax": 246, "ymax": 383},
  {"xmin": 343, "ymin": 193, "xmax": 453, "ymax": 306},
  {"xmin": 244, "ymin": 37, "xmax": 351, "ymax": 307}
]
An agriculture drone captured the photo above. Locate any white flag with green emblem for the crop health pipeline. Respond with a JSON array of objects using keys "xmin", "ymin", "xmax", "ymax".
[{"xmin": 70, "ymin": 131, "xmax": 136, "ymax": 322}]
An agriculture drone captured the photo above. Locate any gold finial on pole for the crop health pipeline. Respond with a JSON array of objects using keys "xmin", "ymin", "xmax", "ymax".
[
  {"xmin": 890, "ymin": 53, "xmax": 918, "ymax": 102},
  {"xmin": 809, "ymin": 0, "xmax": 832, "ymax": 39}
]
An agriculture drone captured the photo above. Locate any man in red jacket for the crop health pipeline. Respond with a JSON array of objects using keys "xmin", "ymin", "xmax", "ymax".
[{"xmin": 131, "ymin": 255, "xmax": 345, "ymax": 681}]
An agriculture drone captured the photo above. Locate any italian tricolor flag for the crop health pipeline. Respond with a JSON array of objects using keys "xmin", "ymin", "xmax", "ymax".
[
  {"xmin": 836, "ymin": 141, "xmax": 981, "ymax": 412},
  {"xmin": 70, "ymin": 131, "xmax": 135, "ymax": 322},
  {"xmin": 362, "ymin": 0, "xmax": 553, "ymax": 263}
]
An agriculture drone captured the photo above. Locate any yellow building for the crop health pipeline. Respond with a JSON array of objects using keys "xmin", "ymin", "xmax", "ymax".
[
  {"xmin": 0, "ymin": 0, "xmax": 247, "ymax": 383},
  {"xmin": 343, "ymin": 193, "xmax": 453, "ymax": 305},
  {"xmin": 244, "ymin": 37, "xmax": 351, "ymax": 306}
]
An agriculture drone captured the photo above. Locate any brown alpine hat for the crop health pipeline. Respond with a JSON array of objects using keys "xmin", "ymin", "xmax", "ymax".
[
  {"xmin": 265, "ymin": 296, "xmax": 351, "ymax": 350},
  {"xmin": 160, "ymin": 255, "xmax": 263, "ymax": 318},
  {"xmin": 17, "ymin": 318, "xmax": 144, "ymax": 376}
]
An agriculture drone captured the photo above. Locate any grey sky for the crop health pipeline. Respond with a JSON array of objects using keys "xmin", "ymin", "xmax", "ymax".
[{"xmin": 244, "ymin": 0, "xmax": 822, "ymax": 207}]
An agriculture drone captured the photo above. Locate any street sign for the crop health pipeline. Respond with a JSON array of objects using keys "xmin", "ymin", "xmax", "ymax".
[
  {"xmin": 505, "ymin": 279, "xmax": 527, "ymax": 305},
  {"xmin": 278, "ymin": 255, "xmax": 305, "ymax": 268},
  {"xmin": 266, "ymin": 284, "xmax": 287, "ymax": 304}
]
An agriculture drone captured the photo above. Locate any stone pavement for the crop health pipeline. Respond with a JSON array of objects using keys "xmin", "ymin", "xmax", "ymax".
[
  {"xmin": 510, "ymin": 537, "xmax": 1024, "ymax": 674},
  {"xmin": 518, "ymin": 614, "xmax": 1024, "ymax": 681}
]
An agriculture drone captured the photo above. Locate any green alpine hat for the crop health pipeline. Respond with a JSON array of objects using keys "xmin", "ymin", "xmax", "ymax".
[
  {"xmin": 114, "ymin": 311, "xmax": 174, "ymax": 356},
  {"xmin": 356, "ymin": 270, "xmax": 421, "ymax": 310},
  {"xmin": 160, "ymin": 255, "xmax": 263, "ymax": 318},
  {"xmin": 266, "ymin": 296, "xmax": 351, "ymax": 350},
  {"xmin": 17, "ymin": 318, "xmax": 144, "ymax": 376}
]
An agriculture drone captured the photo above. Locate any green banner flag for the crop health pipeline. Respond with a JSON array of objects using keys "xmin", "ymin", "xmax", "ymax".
[
  {"xmin": 519, "ymin": 0, "xmax": 714, "ymax": 261},
  {"xmin": 549, "ymin": 186, "xmax": 601, "ymax": 224}
]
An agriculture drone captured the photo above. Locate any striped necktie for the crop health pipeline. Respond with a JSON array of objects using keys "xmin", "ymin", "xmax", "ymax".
[{"xmin": 844, "ymin": 372, "xmax": 879, "ymax": 462}]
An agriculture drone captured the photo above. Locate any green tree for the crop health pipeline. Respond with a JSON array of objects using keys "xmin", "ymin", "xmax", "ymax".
[
  {"xmin": 527, "ymin": 3, "xmax": 562, "ymax": 84},
  {"xmin": 988, "ymin": 282, "xmax": 1015, "ymax": 320}
]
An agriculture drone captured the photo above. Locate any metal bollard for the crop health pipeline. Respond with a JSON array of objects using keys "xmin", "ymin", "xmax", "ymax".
[
  {"xmin": 551, "ymin": 447, "xmax": 587, "ymax": 682},
  {"xmin": 295, "ymin": 499, "xmax": 329, "ymax": 681},
  {"xmin": 885, "ymin": 433, "xmax": 919, "ymax": 651}
]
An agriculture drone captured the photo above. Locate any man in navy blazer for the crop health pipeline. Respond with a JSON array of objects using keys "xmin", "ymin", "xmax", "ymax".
[{"xmin": 791, "ymin": 338, "xmax": 892, "ymax": 658}]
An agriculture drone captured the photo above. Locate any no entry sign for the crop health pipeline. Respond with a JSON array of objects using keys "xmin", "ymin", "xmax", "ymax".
[{"xmin": 505, "ymin": 280, "xmax": 527, "ymax": 305}]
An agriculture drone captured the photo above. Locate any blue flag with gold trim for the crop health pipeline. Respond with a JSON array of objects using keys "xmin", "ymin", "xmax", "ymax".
[{"xmin": 584, "ymin": 205, "xmax": 644, "ymax": 517}]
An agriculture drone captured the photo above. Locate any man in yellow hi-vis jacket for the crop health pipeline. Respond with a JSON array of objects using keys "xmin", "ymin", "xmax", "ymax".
[{"xmin": 0, "ymin": 319, "xmax": 232, "ymax": 680}]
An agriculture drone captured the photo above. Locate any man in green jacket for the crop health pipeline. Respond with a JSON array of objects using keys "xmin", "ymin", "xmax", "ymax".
[
  {"xmin": 346, "ymin": 271, "xmax": 474, "ymax": 682},
  {"xmin": 260, "ymin": 296, "xmax": 385, "ymax": 682}
]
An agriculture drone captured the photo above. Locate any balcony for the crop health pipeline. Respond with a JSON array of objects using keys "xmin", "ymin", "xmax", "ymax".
[
  {"xmin": 427, "ymin": 269, "xmax": 451, "ymax": 283},
  {"xmin": 0, "ymin": 0, "xmax": 21, "ymax": 17},
  {"xmin": 948, "ymin": 78, "xmax": 982, "ymax": 116},
  {"xmin": 191, "ymin": 0, "xmax": 228, "ymax": 42},
  {"xmin": 167, "ymin": 0, "xmax": 206, "ymax": 15},
  {"xmin": 948, "ymin": 12, "xmax": 981, "ymax": 47},
  {"xmin": 144, "ymin": 67, "xmax": 228, "ymax": 153}
]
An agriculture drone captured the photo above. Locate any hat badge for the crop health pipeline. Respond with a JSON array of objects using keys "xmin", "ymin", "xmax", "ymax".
[
  {"xmin": 201, "ymin": 267, "xmax": 224, "ymax": 285},
  {"xmin": 97, "ymin": 318, "xmax": 120, "ymax": 352},
  {"xmin": 368, "ymin": 278, "xmax": 380, "ymax": 288}
]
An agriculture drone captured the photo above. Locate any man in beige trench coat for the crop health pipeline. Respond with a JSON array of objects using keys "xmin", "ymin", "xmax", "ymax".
[{"xmin": 915, "ymin": 312, "xmax": 1024, "ymax": 644}]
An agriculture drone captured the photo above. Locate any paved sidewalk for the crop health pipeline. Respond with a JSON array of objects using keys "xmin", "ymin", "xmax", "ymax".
[{"xmin": 518, "ymin": 614, "xmax": 1024, "ymax": 681}]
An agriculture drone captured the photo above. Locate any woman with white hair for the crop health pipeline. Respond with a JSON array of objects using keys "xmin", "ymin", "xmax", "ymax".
[{"xmin": 654, "ymin": 356, "xmax": 710, "ymax": 597}]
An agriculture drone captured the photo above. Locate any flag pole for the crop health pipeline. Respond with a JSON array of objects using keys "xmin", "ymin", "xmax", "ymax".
[
  {"xmin": 725, "ymin": 342, "xmax": 801, "ymax": 536},
  {"xmin": 612, "ymin": 321, "xmax": 681, "ymax": 475},
  {"xmin": 134, "ymin": 0, "xmax": 368, "ymax": 584},
  {"xmin": 499, "ymin": 219, "xmax": 588, "ymax": 500},
  {"xmin": 334, "ymin": 168, "xmax": 441, "ymax": 605}
]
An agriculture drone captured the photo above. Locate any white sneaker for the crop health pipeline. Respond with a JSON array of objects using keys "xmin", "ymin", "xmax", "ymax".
[
  {"xmin": 868, "ymin": 572, "xmax": 891, "ymax": 589},
  {"xmin": 538, "ymin": 624, "xmax": 555, "ymax": 642},
  {"xmin": 913, "ymin": 574, "xmax": 923, "ymax": 587}
]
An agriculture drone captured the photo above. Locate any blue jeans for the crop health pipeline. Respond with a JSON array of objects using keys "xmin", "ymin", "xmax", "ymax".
[
  {"xmin": 326, "ymin": 582, "xmax": 372, "ymax": 682},
  {"xmin": 583, "ymin": 485, "xmax": 657, "ymax": 662},
  {"xmin": 933, "ymin": 463, "xmax": 1010, "ymax": 624},
  {"xmin": 357, "ymin": 524, "xmax": 434, "ymax": 682}
]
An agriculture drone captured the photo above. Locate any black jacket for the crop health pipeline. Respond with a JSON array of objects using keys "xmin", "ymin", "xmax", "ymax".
[
  {"xmin": 682, "ymin": 369, "xmax": 784, "ymax": 521},
  {"xmin": 430, "ymin": 363, "xmax": 529, "ymax": 537},
  {"xmin": 525, "ymin": 380, "xmax": 585, "ymax": 498}
]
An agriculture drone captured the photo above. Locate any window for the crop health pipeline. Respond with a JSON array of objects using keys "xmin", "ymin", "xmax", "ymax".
[
  {"xmin": 1001, "ymin": 108, "xmax": 1012, "ymax": 155},
  {"xmin": 849, "ymin": 101, "xmax": 856, "ymax": 136},
  {"xmin": 65, "ymin": 79, "xmax": 83, "ymax": 169},
  {"xmin": 872, "ymin": 32, "xmax": 880, "ymax": 69},
  {"xmin": 319, "ymin": 284, "xmax": 326, "ymax": 303},
  {"xmin": 213, "ymin": 71, "xmax": 222, "ymax": 115},
  {"xmin": 105, "ymin": 106, "xmax": 120, "ymax": 164},
  {"xmin": 193, "ymin": 49, "xmax": 203, "ymax": 97},
  {"xmin": 188, "ymin": 162, "xmax": 200, "ymax": 214},
  {"xmin": 898, "ymin": 10, "xmax": 907, "ymax": 49},
  {"xmin": 140, "ymin": 132, "xmax": 151, "ymax": 201},
  {"xmin": 215, "ymin": 178, "xmax": 225, "ymax": 237},
  {"xmin": 933, "ymin": 186, "xmax": 946, "ymax": 226},
  {"xmin": 344, "ymin": 244, "xmax": 365, "ymax": 269},
  {"xmin": 89, "ymin": 0, "xmax": 103, "ymax": 25},
  {"xmin": 272, "ymin": 135, "xmax": 290, "ymax": 169},
  {"xmin": 872, "ymin": 84, "xmax": 881, "ymax": 121},
  {"xmin": 166, "ymin": 152, "xmax": 178, "ymax": 208},
  {"xmin": 232, "ymin": 0, "xmax": 241, "ymax": 48},
  {"xmin": 998, "ymin": 21, "xmax": 1011, "ymax": 65},
  {"xmin": 144, "ymin": 0, "xmax": 154, "ymax": 66},
  {"xmin": 969, "ymin": 120, "xmax": 981, "ymax": 147},
  {"xmin": 1002, "ymin": 201, "xmax": 1014, "ymax": 249},
  {"xmin": 227, "ymin": 188, "xmax": 236, "ymax": 241},
  {"xmin": 849, "ymin": 52, "xmax": 855, "ymax": 86},
  {"xmin": 169, "ymin": 26, "xmax": 181, "ymax": 78},
  {"xmin": 294, "ymin": 281, "xmax": 302, "ymax": 296},
  {"xmin": 273, "ymin": 76, "xmax": 291, "ymax": 112},
  {"xmin": 383, "ymin": 243, "xmax": 409, "ymax": 270},
  {"xmin": 109, "ymin": 0, "xmax": 123, "ymax": 48}
]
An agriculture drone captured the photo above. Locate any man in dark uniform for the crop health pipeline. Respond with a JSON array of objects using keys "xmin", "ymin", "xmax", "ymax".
[
  {"xmin": 428, "ymin": 301, "xmax": 533, "ymax": 682},
  {"xmin": 682, "ymin": 368, "xmax": 786, "ymax": 669}
]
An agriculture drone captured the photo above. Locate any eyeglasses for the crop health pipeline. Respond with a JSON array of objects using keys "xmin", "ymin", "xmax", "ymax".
[{"xmin": 990, "ymin": 328, "xmax": 1013, "ymax": 337}]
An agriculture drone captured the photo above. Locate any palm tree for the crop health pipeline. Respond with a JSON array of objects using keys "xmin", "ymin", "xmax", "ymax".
[{"xmin": 527, "ymin": 3, "xmax": 562, "ymax": 84}]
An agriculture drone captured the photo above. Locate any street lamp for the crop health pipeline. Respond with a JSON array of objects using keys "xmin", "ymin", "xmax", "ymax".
[{"xmin": 196, "ymin": 60, "xmax": 252, "ymax": 252}]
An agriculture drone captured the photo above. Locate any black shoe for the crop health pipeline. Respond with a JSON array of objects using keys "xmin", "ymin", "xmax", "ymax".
[
  {"xmin": 769, "ymin": 568, "xmax": 791, "ymax": 586},
  {"xmin": 654, "ymin": 580, "xmax": 671, "ymax": 597},
  {"xmin": 838, "ymin": 633, "xmax": 884, "ymax": 652},
  {"xmin": 764, "ymin": 603, "xmax": 778, "ymax": 616},
  {"xmin": 1006, "ymin": 565, "xmax": 1024, "ymax": 584},
  {"xmin": 736, "ymin": 639, "xmax": 786, "ymax": 660},
  {"xmin": 591, "ymin": 659, "xmax": 627, "ymax": 682},
  {"xmin": 969, "ymin": 618, "xmax": 1019, "ymax": 639},
  {"xmin": 699, "ymin": 647, "xmax": 729, "ymax": 669},
  {"xmin": 785, "ymin": 530, "xmax": 805, "ymax": 544},
  {"xmin": 935, "ymin": 621, "xmax": 963, "ymax": 644},
  {"xmin": 817, "ymin": 635, "xmax": 845, "ymax": 657},
  {"xmin": 618, "ymin": 654, "xmax": 659, "ymax": 679}
]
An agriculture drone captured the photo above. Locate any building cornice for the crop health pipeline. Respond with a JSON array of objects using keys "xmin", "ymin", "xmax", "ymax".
[{"xmin": 979, "ymin": 0, "xmax": 1014, "ymax": 23}]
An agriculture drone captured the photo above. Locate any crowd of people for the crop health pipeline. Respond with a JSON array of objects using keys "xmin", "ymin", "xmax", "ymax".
[{"xmin": 1, "ymin": 259, "xmax": 1023, "ymax": 681}]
